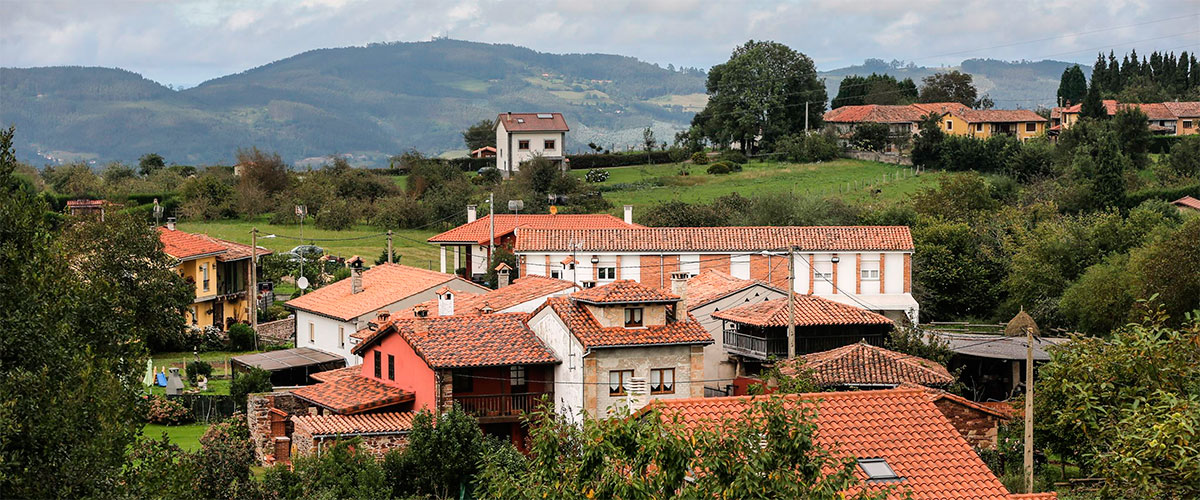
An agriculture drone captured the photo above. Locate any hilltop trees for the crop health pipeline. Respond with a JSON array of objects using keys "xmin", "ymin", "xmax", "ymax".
[
  {"xmin": 918, "ymin": 70, "xmax": 979, "ymax": 107},
  {"xmin": 832, "ymin": 73, "xmax": 919, "ymax": 107},
  {"xmin": 1090, "ymin": 49, "xmax": 1199, "ymax": 99},
  {"xmin": 462, "ymin": 119, "xmax": 496, "ymax": 151},
  {"xmin": 689, "ymin": 40, "xmax": 826, "ymax": 153},
  {"xmin": 1056, "ymin": 65, "xmax": 1088, "ymax": 106}
]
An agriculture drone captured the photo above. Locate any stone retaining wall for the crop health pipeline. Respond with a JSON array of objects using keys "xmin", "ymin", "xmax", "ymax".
[{"xmin": 256, "ymin": 316, "xmax": 295, "ymax": 344}]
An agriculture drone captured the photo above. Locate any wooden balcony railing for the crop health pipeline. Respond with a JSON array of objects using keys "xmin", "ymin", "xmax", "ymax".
[
  {"xmin": 723, "ymin": 330, "xmax": 788, "ymax": 359},
  {"xmin": 453, "ymin": 392, "xmax": 552, "ymax": 418}
]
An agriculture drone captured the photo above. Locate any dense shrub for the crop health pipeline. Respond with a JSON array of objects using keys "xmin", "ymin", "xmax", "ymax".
[
  {"xmin": 145, "ymin": 395, "xmax": 192, "ymax": 425},
  {"xmin": 706, "ymin": 161, "xmax": 734, "ymax": 175},
  {"xmin": 775, "ymin": 133, "xmax": 841, "ymax": 163},
  {"xmin": 850, "ymin": 123, "xmax": 892, "ymax": 152},
  {"xmin": 191, "ymin": 416, "xmax": 256, "ymax": 500},
  {"xmin": 314, "ymin": 198, "xmax": 359, "ymax": 230},
  {"xmin": 474, "ymin": 167, "xmax": 503, "ymax": 185},
  {"xmin": 226, "ymin": 323, "xmax": 255, "ymax": 351},
  {"xmin": 231, "ymin": 367, "xmax": 273, "ymax": 403},
  {"xmin": 1166, "ymin": 135, "xmax": 1200, "ymax": 178},
  {"xmin": 584, "ymin": 168, "xmax": 610, "ymax": 183},
  {"xmin": 194, "ymin": 325, "xmax": 227, "ymax": 352},
  {"xmin": 690, "ymin": 151, "xmax": 709, "ymax": 164},
  {"xmin": 717, "ymin": 149, "xmax": 749, "ymax": 164},
  {"xmin": 370, "ymin": 195, "xmax": 431, "ymax": 230},
  {"xmin": 566, "ymin": 151, "xmax": 673, "ymax": 169},
  {"xmin": 1148, "ymin": 135, "xmax": 1183, "ymax": 154},
  {"xmin": 186, "ymin": 360, "xmax": 213, "ymax": 384}
]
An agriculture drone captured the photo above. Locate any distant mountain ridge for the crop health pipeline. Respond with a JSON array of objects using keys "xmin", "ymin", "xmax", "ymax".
[{"xmin": 2, "ymin": 40, "xmax": 1088, "ymax": 167}]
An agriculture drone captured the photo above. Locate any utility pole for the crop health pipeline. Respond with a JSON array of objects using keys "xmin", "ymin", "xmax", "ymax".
[
  {"xmin": 787, "ymin": 246, "xmax": 796, "ymax": 359},
  {"xmin": 386, "ymin": 230, "xmax": 394, "ymax": 264},
  {"xmin": 804, "ymin": 101, "xmax": 810, "ymax": 135},
  {"xmin": 1024, "ymin": 327, "xmax": 1035, "ymax": 494},
  {"xmin": 250, "ymin": 228, "xmax": 259, "ymax": 351},
  {"xmin": 488, "ymin": 192, "xmax": 496, "ymax": 268}
]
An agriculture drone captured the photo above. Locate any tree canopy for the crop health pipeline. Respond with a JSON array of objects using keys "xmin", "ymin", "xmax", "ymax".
[
  {"xmin": 918, "ymin": 70, "xmax": 979, "ymax": 107},
  {"xmin": 1056, "ymin": 65, "xmax": 1088, "ymax": 106},
  {"xmin": 462, "ymin": 119, "xmax": 496, "ymax": 151}
]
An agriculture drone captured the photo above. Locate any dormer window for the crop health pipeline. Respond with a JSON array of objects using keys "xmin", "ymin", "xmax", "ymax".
[{"xmin": 624, "ymin": 307, "xmax": 643, "ymax": 327}]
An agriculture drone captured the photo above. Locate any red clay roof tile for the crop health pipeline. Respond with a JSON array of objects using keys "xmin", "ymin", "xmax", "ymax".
[
  {"xmin": 285, "ymin": 264, "xmax": 478, "ymax": 321},
  {"xmin": 1172, "ymin": 195, "xmax": 1200, "ymax": 211},
  {"xmin": 429, "ymin": 213, "xmax": 639, "ymax": 244},
  {"xmin": 157, "ymin": 227, "xmax": 228, "ymax": 260},
  {"xmin": 570, "ymin": 280, "xmax": 679, "ymax": 304},
  {"xmin": 514, "ymin": 226, "xmax": 914, "ymax": 253},
  {"xmin": 291, "ymin": 411, "xmax": 415, "ymax": 436},
  {"xmin": 291, "ymin": 374, "xmax": 414, "ymax": 414},
  {"xmin": 353, "ymin": 313, "xmax": 559, "ymax": 369},
  {"xmin": 496, "ymin": 112, "xmax": 569, "ymax": 132},
  {"xmin": 537, "ymin": 296, "xmax": 712, "ymax": 349},
  {"xmin": 711, "ymin": 293, "xmax": 893, "ymax": 328},
  {"xmin": 782, "ymin": 342, "xmax": 953, "ymax": 387},
  {"xmin": 309, "ymin": 365, "xmax": 360, "ymax": 383},
  {"xmin": 390, "ymin": 276, "xmax": 577, "ymax": 319},
  {"xmin": 684, "ymin": 270, "xmax": 778, "ymax": 311}
]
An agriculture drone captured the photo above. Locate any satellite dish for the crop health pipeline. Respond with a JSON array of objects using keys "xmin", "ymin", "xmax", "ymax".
[{"xmin": 297, "ymin": 276, "xmax": 310, "ymax": 290}]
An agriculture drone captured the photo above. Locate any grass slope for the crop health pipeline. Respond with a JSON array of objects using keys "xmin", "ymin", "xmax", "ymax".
[{"xmin": 142, "ymin": 423, "xmax": 210, "ymax": 452}]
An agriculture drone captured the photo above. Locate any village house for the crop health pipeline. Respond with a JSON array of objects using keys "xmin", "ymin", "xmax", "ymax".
[
  {"xmin": 349, "ymin": 298, "xmax": 560, "ymax": 446},
  {"xmin": 494, "ymin": 112, "xmax": 569, "ymax": 176},
  {"xmin": 1171, "ymin": 195, "xmax": 1200, "ymax": 214},
  {"xmin": 513, "ymin": 225, "xmax": 920, "ymax": 322},
  {"xmin": 778, "ymin": 341, "xmax": 953, "ymax": 390},
  {"xmin": 646, "ymin": 387, "xmax": 1049, "ymax": 499},
  {"xmin": 1050, "ymin": 99, "xmax": 1200, "ymax": 136},
  {"xmin": 158, "ymin": 221, "xmax": 271, "ymax": 330},
  {"xmin": 824, "ymin": 102, "xmax": 1048, "ymax": 144},
  {"xmin": 526, "ymin": 280, "xmax": 712, "ymax": 422},
  {"xmin": 427, "ymin": 205, "xmax": 639, "ymax": 278},
  {"xmin": 391, "ymin": 272, "xmax": 578, "ymax": 318},
  {"xmin": 470, "ymin": 146, "xmax": 497, "ymax": 158},
  {"xmin": 285, "ymin": 258, "xmax": 488, "ymax": 364}
]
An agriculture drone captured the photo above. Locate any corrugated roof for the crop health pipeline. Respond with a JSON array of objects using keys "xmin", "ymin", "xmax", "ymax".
[
  {"xmin": 932, "ymin": 331, "xmax": 1070, "ymax": 361},
  {"xmin": 514, "ymin": 226, "xmax": 914, "ymax": 253},
  {"xmin": 231, "ymin": 347, "xmax": 345, "ymax": 371}
]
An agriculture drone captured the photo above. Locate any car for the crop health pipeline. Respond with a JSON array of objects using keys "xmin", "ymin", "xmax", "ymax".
[{"xmin": 285, "ymin": 244, "xmax": 324, "ymax": 262}]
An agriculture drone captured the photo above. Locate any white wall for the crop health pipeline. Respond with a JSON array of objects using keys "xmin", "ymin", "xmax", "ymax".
[
  {"xmin": 496, "ymin": 122, "xmax": 565, "ymax": 173},
  {"xmin": 471, "ymin": 244, "xmax": 488, "ymax": 275},
  {"xmin": 793, "ymin": 253, "xmax": 811, "ymax": 294},
  {"xmin": 690, "ymin": 284, "xmax": 786, "ymax": 383},
  {"xmin": 836, "ymin": 254, "xmax": 857, "ymax": 295},
  {"xmin": 529, "ymin": 308, "xmax": 586, "ymax": 424},
  {"xmin": 730, "ymin": 254, "xmax": 750, "ymax": 279},
  {"xmin": 679, "ymin": 254, "xmax": 700, "ymax": 276},
  {"xmin": 883, "ymin": 253, "xmax": 905, "ymax": 294},
  {"xmin": 295, "ymin": 311, "xmax": 357, "ymax": 365}
]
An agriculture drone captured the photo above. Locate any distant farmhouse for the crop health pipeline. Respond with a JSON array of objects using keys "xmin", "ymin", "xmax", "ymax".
[
  {"xmin": 494, "ymin": 112, "xmax": 568, "ymax": 176},
  {"xmin": 1050, "ymin": 100, "xmax": 1200, "ymax": 136},
  {"xmin": 824, "ymin": 102, "xmax": 1048, "ymax": 148}
]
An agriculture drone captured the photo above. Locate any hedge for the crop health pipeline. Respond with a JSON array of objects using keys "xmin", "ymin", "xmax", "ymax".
[
  {"xmin": 375, "ymin": 157, "xmax": 495, "ymax": 175},
  {"xmin": 1125, "ymin": 182, "xmax": 1200, "ymax": 208},
  {"xmin": 1149, "ymin": 135, "xmax": 1183, "ymax": 154},
  {"xmin": 566, "ymin": 151, "xmax": 675, "ymax": 169}
]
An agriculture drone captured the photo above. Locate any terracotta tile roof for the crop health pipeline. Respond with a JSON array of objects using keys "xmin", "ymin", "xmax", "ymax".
[
  {"xmin": 1172, "ymin": 195, "xmax": 1200, "ymax": 210},
  {"xmin": 684, "ymin": 270, "xmax": 778, "ymax": 311},
  {"xmin": 388, "ymin": 276, "xmax": 577, "ymax": 319},
  {"xmin": 1049, "ymin": 107, "xmax": 1063, "ymax": 120},
  {"xmin": 291, "ymin": 374, "xmax": 415, "ymax": 414},
  {"xmin": 537, "ymin": 297, "xmax": 713, "ymax": 349},
  {"xmin": 902, "ymin": 383, "xmax": 1013, "ymax": 420},
  {"xmin": 189, "ymin": 234, "xmax": 272, "ymax": 262},
  {"xmin": 824, "ymin": 105, "xmax": 926, "ymax": 124},
  {"xmin": 647, "ymin": 388, "xmax": 1023, "ymax": 500},
  {"xmin": 285, "ymin": 264, "xmax": 476, "ymax": 321},
  {"xmin": 496, "ymin": 112, "xmax": 569, "ymax": 132},
  {"xmin": 309, "ymin": 365, "xmax": 360, "ymax": 383},
  {"xmin": 711, "ymin": 293, "xmax": 893, "ymax": 328},
  {"xmin": 292, "ymin": 411, "xmax": 415, "ymax": 436},
  {"xmin": 157, "ymin": 227, "xmax": 228, "ymax": 260},
  {"xmin": 353, "ymin": 313, "xmax": 559, "ymax": 369},
  {"xmin": 514, "ymin": 226, "xmax": 914, "ymax": 253},
  {"xmin": 782, "ymin": 342, "xmax": 953, "ymax": 387},
  {"xmin": 1124, "ymin": 102, "xmax": 1176, "ymax": 121},
  {"xmin": 66, "ymin": 199, "xmax": 119, "ymax": 208},
  {"xmin": 429, "ymin": 213, "xmax": 639, "ymax": 244},
  {"xmin": 571, "ymin": 280, "xmax": 680, "ymax": 304},
  {"xmin": 958, "ymin": 108, "xmax": 1047, "ymax": 123},
  {"xmin": 1161, "ymin": 101, "xmax": 1200, "ymax": 117}
]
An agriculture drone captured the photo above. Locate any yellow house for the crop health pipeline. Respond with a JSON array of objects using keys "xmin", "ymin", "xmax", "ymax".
[
  {"xmin": 1163, "ymin": 102, "xmax": 1200, "ymax": 136},
  {"xmin": 158, "ymin": 223, "xmax": 271, "ymax": 330},
  {"xmin": 914, "ymin": 102, "xmax": 1047, "ymax": 141},
  {"xmin": 1052, "ymin": 100, "xmax": 1200, "ymax": 137}
]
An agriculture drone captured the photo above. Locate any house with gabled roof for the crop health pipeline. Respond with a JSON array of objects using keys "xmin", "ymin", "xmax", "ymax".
[
  {"xmin": 158, "ymin": 223, "xmax": 272, "ymax": 330},
  {"xmin": 391, "ymin": 274, "xmax": 579, "ymax": 319},
  {"xmin": 428, "ymin": 204, "xmax": 640, "ymax": 277},
  {"xmin": 285, "ymin": 260, "xmax": 488, "ymax": 364},
  {"xmin": 526, "ymin": 280, "xmax": 713, "ymax": 422},
  {"xmin": 646, "ymin": 387, "xmax": 1054, "ymax": 499},
  {"xmin": 778, "ymin": 341, "xmax": 953, "ymax": 389},
  {"xmin": 514, "ymin": 225, "xmax": 920, "ymax": 322},
  {"xmin": 494, "ymin": 112, "xmax": 569, "ymax": 176}
]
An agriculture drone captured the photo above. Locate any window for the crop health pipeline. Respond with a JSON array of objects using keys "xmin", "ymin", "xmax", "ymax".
[
  {"xmin": 860, "ymin": 261, "xmax": 880, "ymax": 281},
  {"xmin": 857, "ymin": 458, "xmax": 901, "ymax": 481},
  {"xmin": 598, "ymin": 267, "xmax": 616, "ymax": 280},
  {"xmin": 510, "ymin": 365, "xmax": 527, "ymax": 390},
  {"xmin": 624, "ymin": 307, "xmax": 644, "ymax": 327},
  {"xmin": 387, "ymin": 354, "xmax": 395, "ymax": 380},
  {"xmin": 1185, "ymin": 120, "xmax": 1194, "ymax": 129},
  {"xmin": 550, "ymin": 269, "xmax": 561, "ymax": 279},
  {"xmin": 609, "ymin": 370, "xmax": 633, "ymax": 396},
  {"xmin": 339, "ymin": 326, "xmax": 345, "ymax": 348},
  {"xmin": 201, "ymin": 264, "xmax": 210, "ymax": 291},
  {"xmin": 975, "ymin": 123, "xmax": 983, "ymax": 132},
  {"xmin": 453, "ymin": 370, "xmax": 473, "ymax": 393},
  {"xmin": 544, "ymin": 139, "xmax": 556, "ymax": 150},
  {"xmin": 1026, "ymin": 122, "xmax": 1037, "ymax": 132},
  {"xmin": 945, "ymin": 120, "xmax": 953, "ymax": 130},
  {"xmin": 650, "ymin": 368, "xmax": 675, "ymax": 394},
  {"xmin": 374, "ymin": 351, "xmax": 382, "ymax": 378},
  {"xmin": 308, "ymin": 322, "xmax": 314, "ymax": 343},
  {"xmin": 518, "ymin": 139, "xmax": 530, "ymax": 150}
]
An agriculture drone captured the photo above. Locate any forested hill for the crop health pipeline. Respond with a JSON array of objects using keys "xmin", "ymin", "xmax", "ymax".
[
  {"xmin": 819, "ymin": 58, "xmax": 1091, "ymax": 110},
  {"xmin": 1, "ymin": 39, "xmax": 707, "ymax": 166}
]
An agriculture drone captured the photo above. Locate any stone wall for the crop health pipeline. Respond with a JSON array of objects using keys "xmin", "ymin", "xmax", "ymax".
[
  {"xmin": 246, "ymin": 391, "xmax": 311, "ymax": 464},
  {"xmin": 257, "ymin": 316, "xmax": 295, "ymax": 344},
  {"xmin": 933, "ymin": 398, "xmax": 1004, "ymax": 449},
  {"xmin": 291, "ymin": 430, "xmax": 409, "ymax": 460},
  {"xmin": 844, "ymin": 150, "xmax": 913, "ymax": 165}
]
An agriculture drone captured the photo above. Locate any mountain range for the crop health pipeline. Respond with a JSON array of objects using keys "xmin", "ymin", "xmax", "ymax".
[{"xmin": 0, "ymin": 39, "xmax": 1087, "ymax": 167}]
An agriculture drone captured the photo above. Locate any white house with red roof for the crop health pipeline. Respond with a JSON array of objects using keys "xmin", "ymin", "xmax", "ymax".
[
  {"xmin": 427, "ymin": 205, "xmax": 640, "ymax": 277},
  {"xmin": 284, "ymin": 261, "xmax": 487, "ymax": 364},
  {"xmin": 526, "ymin": 280, "xmax": 713, "ymax": 423},
  {"xmin": 514, "ymin": 225, "xmax": 920, "ymax": 323},
  {"xmin": 494, "ymin": 112, "xmax": 569, "ymax": 176}
]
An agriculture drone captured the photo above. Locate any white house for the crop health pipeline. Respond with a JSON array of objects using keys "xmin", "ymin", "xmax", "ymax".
[
  {"xmin": 284, "ymin": 261, "xmax": 488, "ymax": 364},
  {"xmin": 494, "ymin": 112, "xmax": 569, "ymax": 176},
  {"xmin": 389, "ymin": 273, "xmax": 579, "ymax": 318},
  {"xmin": 513, "ymin": 226, "xmax": 920, "ymax": 323}
]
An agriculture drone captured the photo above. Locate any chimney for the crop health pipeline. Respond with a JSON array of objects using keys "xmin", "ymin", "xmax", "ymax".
[
  {"xmin": 480, "ymin": 302, "xmax": 494, "ymax": 314},
  {"xmin": 413, "ymin": 304, "xmax": 429, "ymax": 318},
  {"xmin": 467, "ymin": 205, "xmax": 477, "ymax": 223},
  {"xmin": 348, "ymin": 256, "xmax": 364, "ymax": 294},
  {"xmin": 437, "ymin": 287, "xmax": 454, "ymax": 316},
  {"xmin": 623, "ymin": 205, "xmax": 633, "ymax": 224},
  {"xmin": 376, "ymin": 310, "xmax": 390, "ymax": 323},
  {"xmin": 166, "ymin": 217, "xmax": 176, "ymax": 231},
  {"xmin": 495, "ymin": 262, "xmax": 512, "ymax": 288},
  {"xmin": 670, "ymin": 272, "xmax": 690, "ymax": 302}
]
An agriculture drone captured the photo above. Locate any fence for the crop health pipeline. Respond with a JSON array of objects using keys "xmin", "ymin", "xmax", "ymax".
[{"xmin": 167, "ymin": 393, "xmax": 241, "ymax": 422}]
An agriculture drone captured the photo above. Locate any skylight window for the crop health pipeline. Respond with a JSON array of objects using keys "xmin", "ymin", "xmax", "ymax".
[
  {"xmin": 516, "ymin": 118, "xmax": 525, "ymax": 123},
  {"xmin": 857, "ymin": 458, "xmax": 901, "ymax": 481},
  {"xmin": 536, "ymin": 113, "xmax": 553, "ymax": 119}
]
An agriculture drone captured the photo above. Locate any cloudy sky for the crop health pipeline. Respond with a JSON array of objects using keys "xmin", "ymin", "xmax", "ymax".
[{"xmin": 3, "ymin": 0, "xmax": 1198, "ymax": 88}]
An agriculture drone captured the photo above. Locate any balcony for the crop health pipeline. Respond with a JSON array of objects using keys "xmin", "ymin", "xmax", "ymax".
[
  {"xmin": 723, "ymin": 329, "xmax": 888, "ymax": 359},
  {"xmin": 723, "ymin": 330, "xmax": 787, "ymax": 360},
  {"xmin": 453, "ymin": 392, "xmax": 552, "ymax": 422}
]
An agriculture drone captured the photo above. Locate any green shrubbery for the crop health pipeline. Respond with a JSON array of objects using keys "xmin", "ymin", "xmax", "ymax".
[
  {"xmin": 775, "ymin": 133, "xmax": 841, "ymax": 163},
  {"xmin": 584, "ymin": 168, "xmax": 610, "ymax": 183},
  {"xmin": 144, "ymin": 395, "xmax": 192, "ymax": 425},
  {"xmin": 705, "ymin": 161, "xmax": 741, "ymax": 175},
  {"xmin": 230, "ymin": 367, "xmax": 273, "ymax": 403},
  {"xmin": 186, "ymin": 360, "xmax": 213, "ymax": 384},
  {"xmin": 226, "ymin": 323, "xmax": 255, "ymax": 351},
  {"xmin": 716, "ymin": 149, "xmax": 748, "ymax": 164}
]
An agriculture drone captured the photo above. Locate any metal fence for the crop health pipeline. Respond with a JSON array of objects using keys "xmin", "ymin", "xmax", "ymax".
[{"xmin": 167, "ymin": 394, "xmax": 241, "ymax": 422}]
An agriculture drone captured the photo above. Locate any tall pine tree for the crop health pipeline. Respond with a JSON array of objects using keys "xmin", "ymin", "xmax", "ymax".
[
  {"xmin": 1057, "ymin": 65, "xmax": 1088, "ymax": 106},
  {"xmin": 1081, "ymin": 79, "xmax": 1106, "ymax": 119}
]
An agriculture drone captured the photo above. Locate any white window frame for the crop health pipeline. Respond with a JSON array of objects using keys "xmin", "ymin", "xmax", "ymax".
[{"xmin": 860, "ymin": 260, "xmax": 881, "ymax": 281}]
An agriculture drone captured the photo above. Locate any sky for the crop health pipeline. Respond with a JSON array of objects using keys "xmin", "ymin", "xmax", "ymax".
[{"xmin": 2, "ymin": 0, "xmax": 1199, "ymax": 89}]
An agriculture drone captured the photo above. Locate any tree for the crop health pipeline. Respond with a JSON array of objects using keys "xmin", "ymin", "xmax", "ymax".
[
  {"xmin": 462, "ymin": 119, "xmax": 496, "ymax": 151},
  {"xmin": 235, "ymin": 147, "xmax": 290, "ymax": 195},
  {"xmin": 1056, "ymin": 65, "xmax": 1088, "ymax": 106},
  {"xmin": 1167, "ymin": 134, "xmax": 1200, "ymax": 178},
  {"xmin": 385, "ymin": 407, "xmax": 486, "ymax": 499},
  {"xmin": 918, "ymin": 70, "xmax": 978, "ymax": 107},
  {"xmin": 911, "ymin": 221, "xmax": 1006, "ymax": 320},
  {"xmin": 1112, "ymin": 107, "xmax": 1151, "ymax": 169},
  {"xmin": 910, "ymin": 113, "xmax": 945, "ymax": 170},
  {"xmin": 832, "ymin": 73, "xmax": 918, "ymax": 107},
  {"xmin": 1079, "ymin": 80, "xmax": 1106, "ymax": 119},
  {"xmin": 138, "ymin": 152, "xmax": 166, "ymax": 176},
  {"xmin": 642, "ymin": 126, "xmax": 656, "ymax": 152},
  {"xmin": 1128, "ymin": 217, "xmax": 1200, "ymax": 324},
  {"xmin": 231, "ymin": 367, "xmax": 273, "ymax": 404},
  {"xmin": 268, "ymin": 438, "xmax": 387, "ymax": 500},
  {"xmin": 696, "ymin": 40, "xmax": 826, "ymax": 153},
  {"xmin": 849, "ymin": 122, "xmax": 890, "ymax": 152},
  {"xmin": 1057, "ymin": 253, "xmax": 1134, "ymax": 335}
]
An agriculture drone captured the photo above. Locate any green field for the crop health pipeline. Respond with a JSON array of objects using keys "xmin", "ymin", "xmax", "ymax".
[
  {"xmin": 570, "ymin": 159, "xmax": 943, "ymax": 212},
  {"xmin": 176, "ymin": 217, "xmax": 441, "ymax": 271},
  {"xmin": 143, "ymin": 423, "xmax": 210, "ymax": 451}
]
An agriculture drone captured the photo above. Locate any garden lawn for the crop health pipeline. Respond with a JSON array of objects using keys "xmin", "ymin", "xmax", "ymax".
[
  {"xmin": 143, "ymin": 423, "xmax": 210, "ymax": 452},
  {"xmin": 571, "ymin": 159, "xmax": 944, "ymax": 212},
  {"xmin": 176, "ymin": 217, "xmax": 441, "ymax": 271}
]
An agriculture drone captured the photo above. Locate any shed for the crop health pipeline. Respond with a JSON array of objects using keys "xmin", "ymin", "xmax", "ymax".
[{"xmin": 231, "ymin": 347, "xmax": 347, "ymax": 387}]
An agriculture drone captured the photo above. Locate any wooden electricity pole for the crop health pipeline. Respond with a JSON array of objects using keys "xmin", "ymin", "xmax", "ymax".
[
  {"xmin": 787, "ymin": 246, "xmax": 796, "ymax": 359},
  {"xmin": 250, "ymin": 227, "xmax": 259, "ymax": 351},
  {"xmin": 386, "ymin": 230, "xmax": 394, "ymax": 264},
  {"xmin": 1024, "ymin": 327, "xmax": 1035, "ymax": 494}
]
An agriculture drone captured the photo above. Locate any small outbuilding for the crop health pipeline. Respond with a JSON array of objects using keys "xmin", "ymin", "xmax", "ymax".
[{"xmin": 231, "ymin": 347, "xmax": 347, "ymax": 387}]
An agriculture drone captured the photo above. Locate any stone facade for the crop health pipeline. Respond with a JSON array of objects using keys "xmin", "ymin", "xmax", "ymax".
[
  {"xmin": 290, "ymin": 428, "xmax": 409, "ymax": 459},
  {"xmin": 247, "ymin": 391, "xmax": 311, "ymax": 464},
  {"xmin": 257, "ymin": 316, "xmax": 295, "ymax": 344},
  {"xmin": 587, "ymin": 344, "xmax": 704, "ymax": 417},
  {"xmin": 933, "ymin": 398, "xmax": 1008, "ymax": 449}
]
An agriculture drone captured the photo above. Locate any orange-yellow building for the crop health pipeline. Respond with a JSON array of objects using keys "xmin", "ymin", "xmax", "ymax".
[
  {"xmin": 1050, "ymin": 100, "xmax": 1200, "ymax": 136},
  {"xmin": 823, "ymin": 102, "xmax": 1047, "ymax": 143},
  {"xmin": 158, "ymin": 223, "xmax": 271, "ymax": 330}
]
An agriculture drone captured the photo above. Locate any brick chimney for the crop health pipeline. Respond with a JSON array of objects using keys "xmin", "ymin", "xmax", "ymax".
[
  {"xmin": 348, "ymin": 256, "xmax": 364, "ymax": 294},
  {"xmin": 495, "ymin": 262, "xmax": 512, "ymax": 288},
  {"xmin": 670, "ymin": 272, "xmax": 690, "ymax": 302},
  {"xmin": 437, "ymin": 286, "xmax": 454, "ymax": 316},
  {"xmin": 467, "ymin": 205, "xmax": 477, "ymax": 223},
  {"xmin": 623, "ymin": 205, "xmax": 633, "ymax": 224},
  {"xmin": 376, "ymin": 310, "xmax": 390, "ymax": 323}
]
